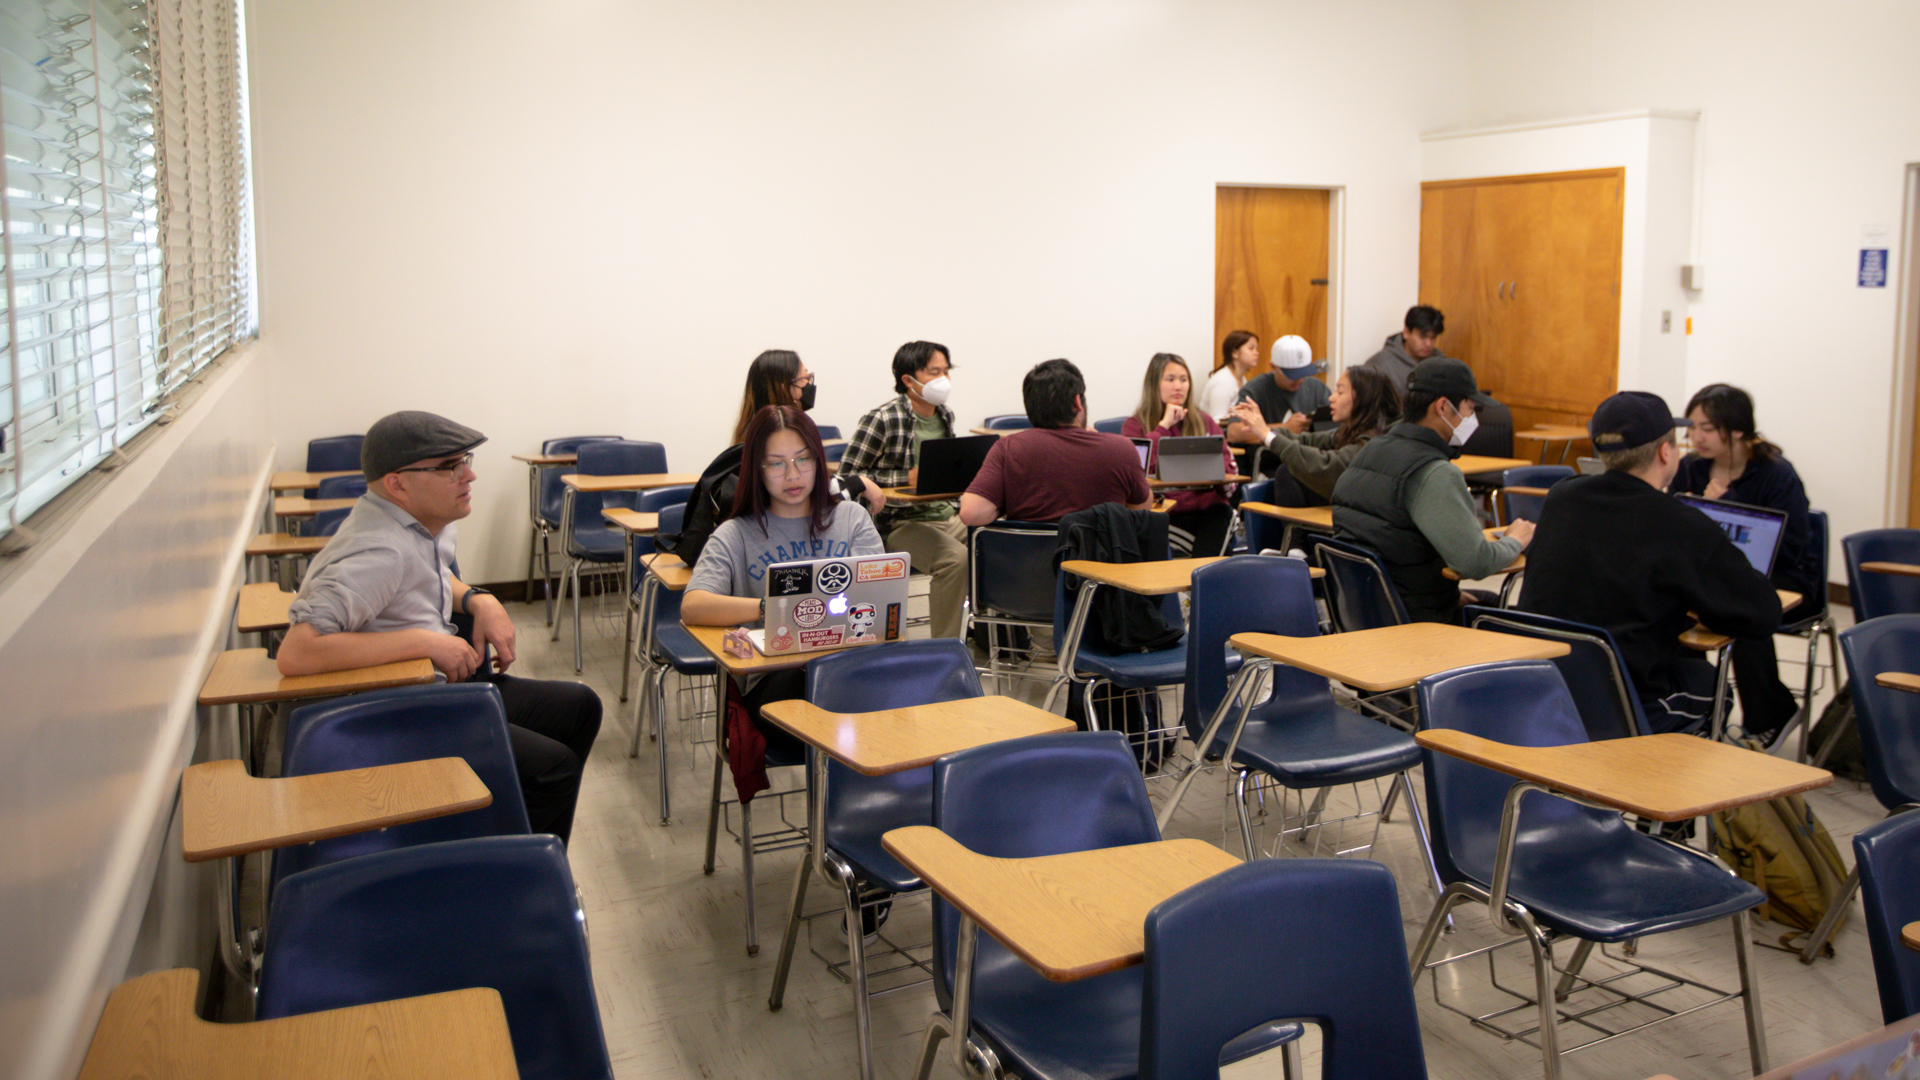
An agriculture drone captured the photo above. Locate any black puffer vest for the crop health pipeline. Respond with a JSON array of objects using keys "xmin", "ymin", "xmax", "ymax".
[{"xmin": 1331, "ymin": 422, "xmax": 1458, "ymax": 622}]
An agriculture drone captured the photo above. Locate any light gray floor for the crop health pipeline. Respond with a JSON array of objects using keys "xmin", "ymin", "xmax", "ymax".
[{"xmin": 523, "ymin": 584, "xmax": 1882, "ymax": 1080}]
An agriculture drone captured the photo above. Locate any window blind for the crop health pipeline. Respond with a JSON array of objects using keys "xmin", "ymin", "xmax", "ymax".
[{"xmin": 0, "ymin": 0, "xmax": 251, "ymax": 539}]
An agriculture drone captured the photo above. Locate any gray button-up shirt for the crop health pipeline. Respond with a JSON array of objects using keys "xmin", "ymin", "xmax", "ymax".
[{"xmin": 288, "ymin": 491, "xmax": 458, "ymax": 636}]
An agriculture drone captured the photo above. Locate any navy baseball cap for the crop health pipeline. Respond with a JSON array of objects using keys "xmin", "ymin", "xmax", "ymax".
[{"xmin": 1588, "ymin": 391, "xmax": 1689, "ymax": 452}]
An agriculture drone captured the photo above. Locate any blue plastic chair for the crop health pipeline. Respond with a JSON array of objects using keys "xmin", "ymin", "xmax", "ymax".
[
  {"xmin": 629, "ymin": 501, "xmax": 716, "ymax": 826},
  {"xmin": 555, "ymin": 440, "xmax": 669, "ymax": 672},
  {"xmin": 1799, "ymin": 615, "xmax": 1920, "ymax": 960},
  {"xmin": 967, "ymin": 522, "xmax": 1059, "ymax": 686},
  {"xmin": 1408, "ymin": 659, "xmax": 1768, "ymax": 1079},
  {"xmin": 615, "ymin": 483, "xmax": 692, "ymax": 704},
  {"xmin": 1463, "ymin": 605, "xmax": 1650, "ymax": 742},
  {"xmin": 911, "ymin": 731, "xmax": 1299, "ymax": 1080},
  {"xmin": 1854, "ymin": 811, "xmax": 1920, "ymax": 1023},
  {"xmin": 1845, "ymin": 528, "xmax": 1920, "ymax": 622},
  {"xmin": 258, "ymin": 835, "xmax": 611, "ymax": 1080},
  {"xmin": 523, "ymin": 436, "xmax": 623, "ymax": 625},
  {"xmin": 273, "ymin": 683, "xmax": 530, "ymax": 886},
  {"xmin": 313, "ymin": 474, "xmax": 366, "ymax": 500},
  {"xmin": 1182, "ymin": 557, "xmax": 1435, "ymax": 881},
  {"xmin": 982, "ymin": 414, "xmax": 1032, "ymax": 431},
  {"xmin": 766, "ymin": 639, "xmax": 984, "ymax": 1080},
  {"xmin": 1237, "ymin": 479, "xmax": 1290, "ymax": 555},
  {"xmin": 303, "ymin": 435, "xmax": 363, "ymax": 497},
  {"xmin": 1313, "ymin": 536, "xmax": 1408, "ymax": 633},
  {"xmin": 1494, "ymin": 464, "xmax": 1574, "ymax": 526},
  {"xmin": 1092, "ymin": 416, "xmax": 1128, "ymax": 434},
  {"xmin": 1141, "ymin": 859, "xmax": 1429, "ymax": 1080}
]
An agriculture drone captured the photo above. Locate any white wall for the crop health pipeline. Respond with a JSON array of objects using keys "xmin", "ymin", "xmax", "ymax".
[
  {"xmin": 1461, "ymin": 0, "xmax": 1920, "ymax": 568},
  {"xmin": 0, "ymin": 346, "xmax": 274, "ymax": 1080},
  {"xmin": 245, "ymin": 0, "xmax": 1474, "ymax": 584}
]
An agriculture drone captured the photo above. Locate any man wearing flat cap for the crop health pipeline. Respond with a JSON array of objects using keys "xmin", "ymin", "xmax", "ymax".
[
  {"xmin": 1520, "ymin": 391, "xmax": 1782, "ymax": 735},
  {"xmin": 1332, "ymin": 357, "xmax": 1533, "ymax": 623},
  {"xmin": 280, "ymin": 411, "xmax": 602, "ymax": 844}
]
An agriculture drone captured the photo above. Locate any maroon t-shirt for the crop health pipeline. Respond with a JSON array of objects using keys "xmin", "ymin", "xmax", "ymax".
[{"xmin": 965, "ymin": 426, "xmax": 1153, "ymax": 523}]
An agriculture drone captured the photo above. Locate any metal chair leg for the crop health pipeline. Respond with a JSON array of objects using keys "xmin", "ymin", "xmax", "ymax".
[
  {"xmin": 842, "ymin": 872, "xmax": 876, "ymax": 1080},
  {"xmin": 571, "ymin": 561, "xmax": 586, "ymax": 674},
  {"xmin": 1526, "ymin": 927, "xmax": 1564, "ymax": 1080},
  {"xmin": 1728, "ymin": 910, "xmax": 1772, "ymax": 1074},
  {"xmin": 1799, "ymin": 864, "xmax": 1859, "ymax": 962},
  {"xmin": 740, "ymin": 795, "xmax": 759, "ymax": 955},
  {"xmin": 767, "ymin": 842, "xmax": 811, "ymax": 1011},
  {"xmin": 704, "ymin": 680, "xmax": 727, "ymax": 874},
  {"xmin": 1554, "ymin": 938, "xmax": 1595, "ymax": 1000},
  {"xmin": 911, "ymin": 1012, "xmax": 954, "ymax": 1080},
  {"xmin": 1408, "ymin": 884, "xmax": 1476, "ymax": 977},
  {"xmin": 656, "ymin": 671, "xmax": 673, "ymax": 824},
  {"xmin": 1233, "ymin": 770, "xmax": 1259, "ymax": 859},
  {"xmin": 541, "ymin": 533, "xmax": 556, "ymax": 625}
]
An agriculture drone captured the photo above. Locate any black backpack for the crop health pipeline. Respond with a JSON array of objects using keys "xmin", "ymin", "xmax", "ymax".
[{"xmin": 657, "ymin": 444, "xmax": 742, "ymax": 566}]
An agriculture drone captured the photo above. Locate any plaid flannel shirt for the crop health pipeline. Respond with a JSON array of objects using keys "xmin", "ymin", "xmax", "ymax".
[{"xmin": 839, "ymin": 394, "xmax": 957, "ymax": 525}]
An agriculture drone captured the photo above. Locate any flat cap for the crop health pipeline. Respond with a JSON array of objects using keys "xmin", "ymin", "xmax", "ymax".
[{"xmin": 362, "ymin": 411, "xmax": 487, "ymax": 481}]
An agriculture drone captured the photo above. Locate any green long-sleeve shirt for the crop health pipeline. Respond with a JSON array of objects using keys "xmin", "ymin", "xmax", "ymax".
[
  {"xmin": 1403, "ymin": 459, "xmax": 1525, "ymax": 579},
  {"xmin": 1265, "ymin": 428, "xmax": 1366, "ymax": 500}
]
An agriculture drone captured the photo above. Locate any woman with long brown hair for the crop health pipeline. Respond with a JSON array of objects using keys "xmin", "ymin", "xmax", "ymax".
[
  {"xmin": 1121, "ymin": 352, "xmax": 1237, "ymax": 556},
  {"xmin": 1229, "ymin": 365, "xmax": 1399, "ymax": 499}
]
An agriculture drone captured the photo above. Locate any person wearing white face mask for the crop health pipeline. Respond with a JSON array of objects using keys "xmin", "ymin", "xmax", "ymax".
[
  {"xmin": 837, "ymin": 340, "xmax": 969, "ymax": 640},
  {"xmin": 1331, "ymin": 357, "xmax": 1533, "ymax": 624}
]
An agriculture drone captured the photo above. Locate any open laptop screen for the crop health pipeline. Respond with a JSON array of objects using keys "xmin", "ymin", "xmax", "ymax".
[
  {"xmin": 1129, "ymin": 437, "xmax": 1152, "ymax": 471},
  {"xmin": 1674, "ymin": 495, "xmax": 1787, "ymax": 578}
]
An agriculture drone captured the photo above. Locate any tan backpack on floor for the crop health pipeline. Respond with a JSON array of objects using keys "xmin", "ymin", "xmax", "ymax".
[{"xmin": 1707, "ymin": 788, "xmax": 1850, "ymax": 954}]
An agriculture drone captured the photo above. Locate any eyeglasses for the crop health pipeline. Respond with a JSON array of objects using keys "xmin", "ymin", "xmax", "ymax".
[
  {"xmin": 791, "ymin": 374, "xmax": 816, "ymax": 390},
  {"xmin": 393, "ymin": 453, "xmax": 474, "ymax": 475},
  {"xmin": 761, "ymin": 453, "xmax": 817, "ymax": 476}
]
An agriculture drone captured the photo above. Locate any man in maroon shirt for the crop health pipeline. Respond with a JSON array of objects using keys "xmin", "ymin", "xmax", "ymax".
[{"xmin": 960, "ymin": 359, "xmax": 1154, "ymax": 525}]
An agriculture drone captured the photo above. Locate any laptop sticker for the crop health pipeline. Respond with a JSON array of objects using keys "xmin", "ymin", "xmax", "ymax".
[
  {"xmin": 817, "ymin": 561, "xmax": 852, "ymax": 594},
  {"xmin": 792, "ymin": 597, "xmax": 827, "ymax": 628},
  {"xmin": 769, "ymin": 565, "xmax": 814, "ymax": 596},
  {"xmin": 857, "ymin": 557, "xmax": 907, "ymax": 582}
]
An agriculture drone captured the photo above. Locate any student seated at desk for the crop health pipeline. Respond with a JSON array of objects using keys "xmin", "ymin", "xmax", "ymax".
[
  {"xmin": 1668, "ymin": 382, "xmax": 1817, "ymax": 744},
  {"xmin": 1222, "ymin": 335, "xmax": 1331, "ymax": 478},
  {"xmin": 725, "ymin": 349, "xmax": 883, "ymax": 513},
  {"xmin": 1331, "ymin": 357, "xmax": 1531, "ymax": 623},
  {"xmin": 681, "ymin": 405, "xmax": 884, "ymax": 756},
  {"xmin": 959, "ymin": 358, "xmax": 1153, "ymax": 526},
  {"xmin": 277, "ymin": 411, "xmax": 603, "ymax": 845},
  {"xmin": 1520, "ymin": 391, "xmax": 1783, "ymax": 735},
  {"xmin": 1229, "ymin": 365, "xmax": 1398, "ymax": 502},
  {"xmin": 1198, "ymin": 329, "xmax": 1259, "ymax": 420},
  {"xmin": 1121, "ymin": 352, "xmax": 1236, "ymax": 557}
]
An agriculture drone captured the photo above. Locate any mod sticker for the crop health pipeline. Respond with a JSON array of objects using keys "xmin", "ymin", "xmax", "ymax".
[
  {"xmin": 857, "ymin": 557, "xmax": 908, "ymax": 583},
  {"xmin": 847, "ymin": 603, "xmax": 877, "ymax": 641},
  {"xmin": 798, "ymin": 627, "xmax": 844, "ymax": 648},
  {"xmin": 768, "ymin": 565, "xmax": 814, "ymax": 597},
  {"xmin": 817, "ymin": 561, "xmax": 853, "ymax": 594},
  {"xmin": 792, "ymin": 597, "xmax": 827, "ymax": 629}
]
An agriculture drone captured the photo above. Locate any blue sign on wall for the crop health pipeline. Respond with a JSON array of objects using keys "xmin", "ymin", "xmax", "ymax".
[{"xmin": 1860, "ymin": 248, "xmax": 1888, "ymax": 288}]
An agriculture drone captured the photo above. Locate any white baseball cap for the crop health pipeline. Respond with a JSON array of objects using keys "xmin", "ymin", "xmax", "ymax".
[{"xmin": 1271, "ymin": 335, "xmax": 1325, "ymax": 378}]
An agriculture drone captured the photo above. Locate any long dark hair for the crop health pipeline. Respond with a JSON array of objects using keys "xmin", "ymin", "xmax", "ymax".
[
  {"xmin": 1218, "ymin": 330, "xmax": 1257, "ymax": 373},
  {"xmin": 731, "ymin": 405, "xmax": 837, "ymax": 536},
  {"xmin": 1131, "ymin": 353, "xmax": 1207, "ymax": 437},
  {"xmin": 731, "ymin": 350, "xmax": 803, "ymax": 444},
  {"xmin": 1685, "ymin": 383, "xmax": 1782, "ymax": 463},
  {"xmin": 1335, "ymin": 366, "xmax": 1399, "ymax": 449}
]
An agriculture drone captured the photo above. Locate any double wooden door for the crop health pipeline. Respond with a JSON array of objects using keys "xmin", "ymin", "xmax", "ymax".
[{"xmin": 1419, "ymin": 168, "xmax": 1623, "ymax": 431}]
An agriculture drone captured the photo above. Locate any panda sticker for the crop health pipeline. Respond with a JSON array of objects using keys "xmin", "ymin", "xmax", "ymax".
[{"xmin": 847, "ymin": 602, "xmax": 878, "ymax": 642}]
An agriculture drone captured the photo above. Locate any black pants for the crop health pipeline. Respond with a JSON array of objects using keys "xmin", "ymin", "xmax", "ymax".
[
  {"xmin": 1729, "ymin": 585, "xmax": 1816, "ymax": 738},
  {"xmin": 481, "ymin": 672, "xmax": 603, "ymax": 845},
  {"xmin": 1168, "ymin": 503, "xmax": 1235, "ymax": 559},
  {"xmin": 1642, "ymin": 657, "xmax": 1720, "ymax": 735},
  {"xmin": 740, "ymin": 668, "xmax": 808, "ymax": 763}
]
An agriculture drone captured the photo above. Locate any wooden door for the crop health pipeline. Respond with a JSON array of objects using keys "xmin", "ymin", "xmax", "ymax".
[
  {"xmin": 1420, "ymin": 169, "xmax": 1623, "ymax": 432},
  {"xmin": 1215, "ymin": 187, "xmax": 1330, "ymax": 382}
]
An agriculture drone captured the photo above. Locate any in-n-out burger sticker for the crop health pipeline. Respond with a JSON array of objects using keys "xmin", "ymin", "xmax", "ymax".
[
  {"xmin": 792, "ymin": 597, "xmax": 826, "ymax": 628},
  {"xmin": 857, "ymin": 557, "xmax": 907, "ymax": 582},
  {"xmin": 798, "ymin": 628, "xmax": 843, "ymax": 648}
]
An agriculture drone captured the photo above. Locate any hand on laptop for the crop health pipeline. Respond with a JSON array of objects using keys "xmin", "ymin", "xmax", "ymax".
[{"xmin": 1503, "ymin": 518, "xmax": 1537, "ymax": 548}]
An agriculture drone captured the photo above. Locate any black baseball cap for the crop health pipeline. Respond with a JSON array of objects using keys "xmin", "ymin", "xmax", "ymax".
[
  {"xmin": 1588, "ymin": 391, "xmax": 1689, "ymax": 452},
  {"xmin": 1405, "ymin": 357, "xmax": 1493, "ymax": 408},
  {"xmin": 362, "ymin": 411, "xmax": 488, "ymax": 481}
]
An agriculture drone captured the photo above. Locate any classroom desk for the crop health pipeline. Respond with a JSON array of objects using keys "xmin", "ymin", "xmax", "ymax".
[
  {"xmin": 551, "ymin": 474, "xmax": 692, "ymax": 672},
  {"xmin": 1050, "ymin": 556, "xmax": 1221, "ymax": 712},
  {"xmin": 1441, "ymin": 527, "xmax": 1527, "ymax": 603},
  {"xmin": 271, "ymin": 495, "xmax": 356, "ymax": 522},
  {"xmin": 882, "ymin": 825, "xmax": 1239, "ymax": 1076},
  {"xmin": 513, "ymin": 451, "xmax": 577, "ymax": 467},
  {"xmin": 1149, "ymin": 473, "xmax": 1249, "ymax": 491},
  {"xmin": 246, "ymin": 532, "xmax": 328, "ymax": 559},
  {"xmin": 1904, "ymin": 922, "xmax": 1920, "ymax": 951},
  {"xmin": 1876, "ymin": 672, "xmax": 1920, "ymax": 694},
  {"xmin": 269, "ymin": 469, "xmax": 357, "ymax": 492},
  {"xmin": 600, "ymin": 507, "xmax": 660, "ymax": 682},
  {"xmin": 198, "ymin": 648, "xmax": 437, "ymax": 707},
  {"xmin": 74, "ymin": 968, "xmax": 518, "ymax": 1080},
  {"xmin": 761, "ymin": 696, "xmax": 1075, "ymax": 1079},
  {"xmin": 1238, "ymin": 501, "xmax": 1331, "ymax": 553},
  {"xmin": 235, "ymin": 582, "xmax": 294, "ymax": 636},
  {"xmin": 968, "ymin": 427, "xmax": 1013, "ymax": 437},
  {"xmin": 882, "ymin": 486, "xmax": 961, "ymax": 503},
  {"xmin": 1512, "ymin": 424, "xmax": 1591, "ymax": 464},
  {"xmin": 1414, "ymin": 729, "xmax": 1831, "ymax": 822},
  {"xmin": 180, "ymin": 757, "xmax": 490, "ymax": 861},
  {"xmin": 1861, "ymin": 560, "xmax": 1920, "ymax": 578},
  {"xmin": 559, "ymin": 471, "xmax": 700, "ymax": 493},
  {"xmin": 685, "ymin": 622, "xmax": 883, "ymax": 954},
  {"xmin": 628, "ymin": 552, "xmax": 693, "ymax": 822},
  {"xmin": 1453, "ymin": 454, "xmax": 1532, "ymax": 475}
]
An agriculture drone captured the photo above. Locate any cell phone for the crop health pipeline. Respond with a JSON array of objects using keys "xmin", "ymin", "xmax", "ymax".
[{"xmin": 1312, "ymin": 404, "xmax": 1333, "ymax": 422}]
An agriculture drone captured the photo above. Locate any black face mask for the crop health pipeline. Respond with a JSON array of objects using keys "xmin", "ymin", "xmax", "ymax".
[{"xmin": 797, "ymin": 382, "xmax": 817, "ymax": 411}]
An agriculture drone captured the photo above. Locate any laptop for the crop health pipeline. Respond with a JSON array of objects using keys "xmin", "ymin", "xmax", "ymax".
[
  {"xmin": 752, "ymin": 552, "xmax": 911, "ymax": 656},
  {"xmin": 1675, "ymin": 495, "xmax": 1788, "ymax": 577},
  {"xmin": 1575, "ymin": 456, "xmax": 1606, "ymax": 476},
  {"xmin": 1155, "ymin": 435, "xmax": 1226, "ymax": 484},
  {"xmin": 1129, "ymin": 437, "xmax": 1152, "ymax": 471},
  {"xmin": 913, "ymin": 434, "xmax": 998, "ymax": 496}
]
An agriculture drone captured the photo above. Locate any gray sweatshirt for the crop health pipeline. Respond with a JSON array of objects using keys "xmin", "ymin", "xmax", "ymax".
[
  {"xmin": 1361, "ymin": 333, "xmax": 1451, "ymax": 396},
  {"xmin": 687, "ymin": 500, "xmax": 884, "ymax": 619}
]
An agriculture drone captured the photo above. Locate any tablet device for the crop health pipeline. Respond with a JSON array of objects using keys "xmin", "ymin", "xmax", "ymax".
[
  {"xmin": 1674, "ymin": 495, "xmax": 1788, "ymax": 578},
  {"xmin": 1155, "ymin": 435, "xmax": 1226, "ymax": 484},
  {"xmin": 913, "ymin": 434, "xmax": 998, "ymax": 496}
]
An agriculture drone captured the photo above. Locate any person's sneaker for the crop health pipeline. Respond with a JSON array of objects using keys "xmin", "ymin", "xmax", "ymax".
[{"xmin": 841, "ymin": 898, "xmax": 892, "ymax": 942}]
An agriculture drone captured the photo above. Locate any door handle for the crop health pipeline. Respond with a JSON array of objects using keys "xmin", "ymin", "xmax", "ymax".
[
  {"xmin": 1510, "ymin": 280, "xmax": 1518, "ymax": 299},
  {"xmin": 1498, "ymin": 281, "xmax": 1507, "ymax": 299}
]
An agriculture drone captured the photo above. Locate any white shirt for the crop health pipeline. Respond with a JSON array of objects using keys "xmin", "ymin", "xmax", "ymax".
[{"xmin": 1199, "ymin": 366, "xmax": 1245, "ymax": 420}]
